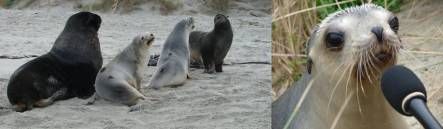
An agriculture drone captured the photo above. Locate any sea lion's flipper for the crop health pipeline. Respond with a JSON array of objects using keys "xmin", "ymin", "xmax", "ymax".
[
  {"xmin": 215, "ymin": 63, "xmax": 223, "ymax": 72},
  {"xmin": 12, "ymin": 103, "xmax": 28, "ymax": 112},
  {"xmin": 129, "ymin": 103, "xmax": 145, "ymax": 112},
  {"xmin": 34, "ymin": 99, "xmax": 54, "ymax": 107},
  {"xmin": 187, "ymin": 74, "xmax": 191, "ymax": 79},
  {"xmin": 127, "ymin": 79, "xmax": 138, "ymax": 90},
  {"xmin": 203, "ymin": 60, "xmax": 216, "ymax": 74},
  {"xmin": 85, "ymin": 93, "xmax": 99, "ymax": 105},
  {"xmin": 128, "ymin": 97, "xmax": 160, "ymax": 112},
  {"xmin": 127, "ymin": 92, "xmax": 148, "ymax": 112},
  {"xmin": 34, "ymin": 88, "xmax": 68, "ymax": 107}
]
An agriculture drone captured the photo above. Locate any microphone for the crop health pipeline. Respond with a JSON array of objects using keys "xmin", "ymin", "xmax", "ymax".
[{"xmin": 381, "ymin": 65, "xmax": 442, "ymax": 129}]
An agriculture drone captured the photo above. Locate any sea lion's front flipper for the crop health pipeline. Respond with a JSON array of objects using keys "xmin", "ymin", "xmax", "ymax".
[
  {"xmin": 85, "ymin": 93, "xmax": 100, "ymax": 105},
  {"xmin": 34, "ymin": 88, "xmax": 68, "ymax": 107}
]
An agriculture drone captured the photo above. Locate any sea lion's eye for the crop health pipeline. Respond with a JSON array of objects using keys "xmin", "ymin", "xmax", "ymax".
[
  {"xmin": 160, "ymin": 68, "xmax": 165, "ymax": 73},
  {"xmin": 141, "ymin": 36, "xmax": 144, "ymax": 40},
  {"xmin": 325, "ymin": 32, "xmax": 345, "ymax": 51},
  {"xmin": 389, "ymin": 16, "xmax": 399, "ymax": 33}
]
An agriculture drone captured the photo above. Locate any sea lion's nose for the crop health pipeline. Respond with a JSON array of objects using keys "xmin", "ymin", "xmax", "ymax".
[{"xmin": 371, "ymin": 26, "xmax": 384, "ymax": 43}]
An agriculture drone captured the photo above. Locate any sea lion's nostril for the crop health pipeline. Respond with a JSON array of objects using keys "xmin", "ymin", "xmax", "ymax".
[
  {"xmin": 371, "ymin": 26, "xmax": 384, "ymax": 43},
  {"xmin": 150, "ymin": 33, "xmax": 153, "ymax": 37}
]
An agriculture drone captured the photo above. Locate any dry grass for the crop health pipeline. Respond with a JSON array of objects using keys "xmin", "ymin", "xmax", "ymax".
[
  {"xmin": 205, "ymin": 0, "xmax": 230, "ymax": 12},
  {"xmin": 272, "ymin": 0, "xmax": 318, "ymax": 99},
  {"xmin": 157, "ymin": 0, "xmax": 183, "ymax": 15}
]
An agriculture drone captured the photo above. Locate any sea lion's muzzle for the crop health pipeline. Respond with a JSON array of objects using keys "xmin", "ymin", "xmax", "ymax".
[
  {"xmin": 375, "ymin": 51, "xmax": 392, "ymax": 62},
  {"xmin": 371, "ymin": 26, "xmax": 384, "ymax": 43}
]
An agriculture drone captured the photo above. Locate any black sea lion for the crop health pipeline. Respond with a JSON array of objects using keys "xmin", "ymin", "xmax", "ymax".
[
  {"xmin": 189, "ymin": 14, "xmax": 233, "ymax": 73},
  {"xmin": 6, "ymin": 12, "xmax": 102, "ymax": 112}
]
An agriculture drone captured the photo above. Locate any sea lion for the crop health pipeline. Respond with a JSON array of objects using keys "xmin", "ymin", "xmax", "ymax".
[
  {"xmin": 272, "ymin": 4, "xmax": 408, "ymax": 129},
  {"xmin": 6, "ymin": 12, "xmax": 102, "ymax": 112},
  {"xmin": 148, "ymin": 17, "xmax": 194, "ymax": 89},
  {"xmin": 86, "ymin": 32, "xmax": 155, "ymax": 107},
  {"xmin": 189, "ymin": 14, "xmax": 233, "ymax": 73}
]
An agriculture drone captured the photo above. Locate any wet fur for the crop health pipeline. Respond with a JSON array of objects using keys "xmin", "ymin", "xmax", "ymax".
[{"xmin": 7, "ymin": 12, "xmax": 102, "ymax": 112}]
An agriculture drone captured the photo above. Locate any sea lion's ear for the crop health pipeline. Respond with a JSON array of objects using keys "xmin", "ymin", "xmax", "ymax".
[
  {"xmin": 306, "ymin": 26, "xmax": 318, "ymax": 74},
  {"xmin": 307, "ymin": 57, "xmax": 313, "ymax": 74}
]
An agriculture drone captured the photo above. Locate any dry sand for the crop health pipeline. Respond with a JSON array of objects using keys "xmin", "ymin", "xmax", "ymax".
[{"xmin": 0, "ymin": 2, "xmax": 271, "ymax": 129}]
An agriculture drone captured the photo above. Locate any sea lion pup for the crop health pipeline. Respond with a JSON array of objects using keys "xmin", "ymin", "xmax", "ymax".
[
  {"xmin": 86, "ymin": 33, "xmax": 155, "ymax": 107},
  {"xmin": 6, "ymin": 12, "xmax": 102, "ymax": 112},
  {"xmin": 148, "ymin": 17, "xmax": 194, "ymax": 89},
  {"xmin": 189, "ymin": 14, "xmax": 233, "ymax": 73},
  {"xmin": 272, "ymin": 4, "xmax": 408, "ymax": 129}
]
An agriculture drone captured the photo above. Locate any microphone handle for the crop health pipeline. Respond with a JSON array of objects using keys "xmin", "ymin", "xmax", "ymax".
[{"xmin": 409, "ymin": 98, "xmax": 443, "ymax": 129}]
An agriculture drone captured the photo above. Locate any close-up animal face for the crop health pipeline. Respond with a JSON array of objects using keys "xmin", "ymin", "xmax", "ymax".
[
  {"xmin": 138, "ymin": 32, "xmax": 155, "ymax": 47},
  {"xmin": 309, "ymin": 4, "xmax": 402, "ymax": 82},
  {"xmin": 214, "ymin": 14, "xmax": 230, "ymax": 28},
  {"xmin": 214, "ymin": 14, "xmax": 228, "ymax": 24},
  {"xmin": 185, "ymin": 17, "xmax": 195, "ymax": 31}
]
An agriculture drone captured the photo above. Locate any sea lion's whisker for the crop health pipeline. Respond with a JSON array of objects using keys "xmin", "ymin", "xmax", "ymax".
[
  {"xmin": 368, "ymin": 51, "xmax": 382, "ymax": 73},
  {"xmin": 358, "ymin": 52, "xmax": 367, "ymax": 97},
  {"xmin": 366, "ymin": 53, "xmax": 377, "ymax": 83},
  {"xmin": 327, "ymin": 62, "xmax": 353, "ymax": 116},
  {"xmin": 356, "ymin": 80, "xmax": 363, "ymax": 115},
  {"xmin": 363, "ymin": 51, "xmax": 373, "ymax": 84},
  {"xmin": 345, "ymin": 62, "xmax": 355, "ymax": 97},
  {"xmin": 355, "ymin": 52, "xmax": 364, "ymax": 114},
  {"xmin": 330, "ymin": 62, "xmax": 347, "ymax": 83},
  {"xmin": 365, "ymin": 44, "xmax": 379, "ymax": 82},
  {"xmin": 366, "ymin": 54, "xmax": 378, "ymax": 83},
  {"xmin": 329, "ymin": 90, "xmax": 355, "ymax": 129}
]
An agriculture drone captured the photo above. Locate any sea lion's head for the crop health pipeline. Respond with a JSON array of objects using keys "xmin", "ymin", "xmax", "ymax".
[
  {"xmin": 307, "ymin": 4, "xmax": 401, "ymax": 84},
  {"xmin": 64, "ymin": 12, "xmax": 102, "ymax": 32},
  {"xmin": 214, "ymin": 14, "xmax": 231, "ymax": 29},
  {"xmin": 185, "ymin": 17, "xmax": 195, "ymax": 31},
  {"xmin": 134, "ymin": 32, "xmax": 155, "ymax": 48},
  {"xmin": 176, "ymin": 17, "xmax": 195, "ymax": 32}
]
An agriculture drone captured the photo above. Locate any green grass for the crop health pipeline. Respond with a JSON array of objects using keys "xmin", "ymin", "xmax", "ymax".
[{"xmin": 316, "ymin": 0, "xmax": 402, "ymax": 19}]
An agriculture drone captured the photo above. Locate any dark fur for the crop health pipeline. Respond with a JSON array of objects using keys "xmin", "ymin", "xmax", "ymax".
[
  {"xmin": 7, "ymin": 12, "xmax": 102, "ymax": 112},
  {"xmin": 189, "ymin": 14, "xmax": 233, "ymax": 73}
]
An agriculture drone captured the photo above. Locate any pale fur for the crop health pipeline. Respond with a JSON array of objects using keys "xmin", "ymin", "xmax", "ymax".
[
  {"xmin": 148, "ymin": 17, "xmax": 194, "ymax": 89},
  {"xmin": 89, "ymin": 32, "xmax": 154, "ymax": 106},
  {"xmin": 273, "ymin": 4, "xmax": 409, "ymax": 129}
]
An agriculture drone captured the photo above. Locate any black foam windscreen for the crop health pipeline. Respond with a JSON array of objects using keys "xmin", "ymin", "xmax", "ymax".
[{"xmin": 381, "ymin": 65, "xmax": 427, "ymax": 116}]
